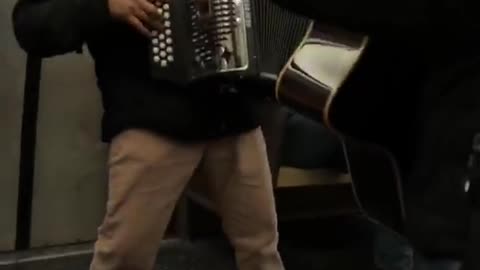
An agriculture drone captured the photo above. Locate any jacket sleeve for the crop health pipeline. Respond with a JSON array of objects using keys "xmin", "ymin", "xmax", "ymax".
[
  {"xmin": 271, "ymin": 0, "xmax": 480, "ymax": 35},
  {"xmin": 12, "ymin": 0, "xmax": 112, "ymax": 57}
]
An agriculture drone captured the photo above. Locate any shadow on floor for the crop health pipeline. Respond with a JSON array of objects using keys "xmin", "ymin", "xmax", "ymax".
[
  {"xmin": 164, "ymin": 215, "xmax": 378, "ymax": 270},
  {"xmin": 1, "ymin": 215, "xmax": 377, "ymax": 270}
]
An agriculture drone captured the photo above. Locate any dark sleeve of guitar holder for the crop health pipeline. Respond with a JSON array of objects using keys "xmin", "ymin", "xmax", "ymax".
[
  {"xmin": 271, "ymin": 0, "xmax": 480, "ymax": 35},
  {"xmin": 12, "ymin": 0, "xmax": 112, "ymax": 57}
]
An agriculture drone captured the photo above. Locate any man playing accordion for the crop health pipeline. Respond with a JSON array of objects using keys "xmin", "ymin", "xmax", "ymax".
[{"xmin": 11, "ymin": 0, "xmax": 284, "ymax": 269}]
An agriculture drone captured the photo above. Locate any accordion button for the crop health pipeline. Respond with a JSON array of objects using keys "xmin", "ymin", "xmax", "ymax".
[
  {"xmin": 164, "ymin": 21, "xmax": 171, "ymax": 27},
  {"xmin": 160, "ymin": 42, "xmax": 166, "ymax": 49},
  {"xmin": 153, "ymin": 47, "xmax": 159, "ymax": 54},
  {"xmin": 166, "ymin": 38, "xmax": 172, "ymax": 44},
  {"xmin": 161, "ymin": 60, "xmax": 168, "ymax": 67},
  {"xmin": 166, "ymin": 47, "xmax": 173, "ymax": 53},
  {"xmin": 165, "ymin": 29, "xmax": 172, "ymax": 35},
  {"xmin": 164, "ymin": 12, "xmax": 170, "ymax": 19},
  {"xmin": 159, "ymin": 34, "xmax": 165, "ymax": 40},
  {"xmin": 160, "ymin": 51, "xmax": 167, "ymax": 57},
  {"xmin": 157, "ymin": 8, "xmax": 163, "ymax": 15},
  {"xmin": 152, "ymin": 38, "xmax": 159, "ymax": 44},
  {"xmin": 153, "ymin": 56, "xmax": 160, "ymax": 62},
  {"xmin": 163, "ymin": 3, "xmax": 169, "ymax": 10},
  {"xmin": 167, "ymin": 55, "xmax": 174, "ymax": 62}
]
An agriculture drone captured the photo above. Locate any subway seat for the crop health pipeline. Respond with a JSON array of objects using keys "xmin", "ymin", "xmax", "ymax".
[{"xmin": 187, "ymin": 106, "xmax": 360, "ymax": 220}]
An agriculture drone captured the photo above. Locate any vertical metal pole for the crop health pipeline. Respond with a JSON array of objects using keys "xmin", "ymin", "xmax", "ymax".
[{"xmin": 16, "ymin": 55, "xmax": 42, "ymax": 250}]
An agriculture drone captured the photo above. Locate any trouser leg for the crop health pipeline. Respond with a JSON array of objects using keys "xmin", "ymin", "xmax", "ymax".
[
  {"xmin": 90, "ymin": 129, "xmax": 204, "ymax": 270},
  {"xmin": 203, "ymin": 128, "xmax": 284, "ymax": 270}
]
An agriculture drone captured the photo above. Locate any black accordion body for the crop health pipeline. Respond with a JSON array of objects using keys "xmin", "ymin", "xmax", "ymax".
[{"xmin": 150, "ymin": 0, "xmax": 312, "ymax": 85}]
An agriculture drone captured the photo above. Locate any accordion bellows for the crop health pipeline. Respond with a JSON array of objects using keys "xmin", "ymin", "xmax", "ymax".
[{"xmin": 150, "ymin": 0, "xmax": 312, "ymax": 85}]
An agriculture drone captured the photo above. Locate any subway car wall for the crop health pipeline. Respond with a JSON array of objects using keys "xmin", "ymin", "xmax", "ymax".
[
  {"xmin": 0, "ymin": 0, "xmax": 108, "ymax": 251},
  {"xmin": 0, "ymin": 0, "xmax": 24, "ymax": 252}
]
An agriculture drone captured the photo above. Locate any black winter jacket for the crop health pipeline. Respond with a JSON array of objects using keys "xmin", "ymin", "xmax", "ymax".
[{"xmin": 11, "ymin": 0, "xmax": 262, "ymax": 142}]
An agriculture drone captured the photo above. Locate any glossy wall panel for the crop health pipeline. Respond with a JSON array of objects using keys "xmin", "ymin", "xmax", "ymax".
[
  {"xmin": 0, "ymin": 0, "xmax": 24, "ymax": 251},
  {"xmin": 29, "ymin": 52, "xmax": 108, "ymax": 247}
]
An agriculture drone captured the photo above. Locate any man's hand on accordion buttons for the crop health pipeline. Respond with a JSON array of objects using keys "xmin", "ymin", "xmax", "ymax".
[{"xmin": 108, "ymin": 0, "xmax": 163, "ymax": 37}]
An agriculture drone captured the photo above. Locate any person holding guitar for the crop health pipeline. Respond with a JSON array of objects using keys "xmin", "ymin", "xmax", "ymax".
[{"xmin": 270, "ymin": 1, "xmax": 480, "ymax": 270}]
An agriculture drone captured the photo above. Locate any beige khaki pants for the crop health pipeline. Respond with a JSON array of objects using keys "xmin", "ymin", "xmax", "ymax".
[{"xmin": 90, "ymin": 128, "xmax": 283, "ymax": 270}]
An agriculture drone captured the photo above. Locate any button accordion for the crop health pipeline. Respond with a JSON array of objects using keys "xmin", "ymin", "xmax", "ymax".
[{"xmin": 149, "ymin": 0, "xmax": 312, "ymax": 85}]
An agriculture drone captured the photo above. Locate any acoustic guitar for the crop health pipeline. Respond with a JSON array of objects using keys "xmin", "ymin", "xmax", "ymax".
[{"xmin": 275, "ymin": 23, "xmax": 407, "ymax": 232}]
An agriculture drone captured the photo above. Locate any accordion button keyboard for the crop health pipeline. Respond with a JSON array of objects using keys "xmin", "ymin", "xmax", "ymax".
[{"xmin": 151, "ymin": 0, "xmax": 174, "ymax": 69}]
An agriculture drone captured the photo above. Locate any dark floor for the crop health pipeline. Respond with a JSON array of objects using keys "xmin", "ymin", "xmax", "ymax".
[
  {"xmin": 1, "ymin": 196, "xmax": 380, "ymax": 270},
  {"xmin": 155, "ymin": 233, "xmax": 374, "ymax": 270},
  {"xmin": 177, "ymin": 199, "xmax": 377, "ymax": 270},
  {"xmin": 0, "ymin": 216, "xmax": 377, "ymax": 270},
  {"xmin": 164, "ymin": 211, "xmax": 378, "ymax": 270}
]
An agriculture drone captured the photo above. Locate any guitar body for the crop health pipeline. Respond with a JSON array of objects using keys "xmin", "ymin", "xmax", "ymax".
[{"xmin": 276, "ymin": 23, "xmax": 407, "ymax": 232}]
